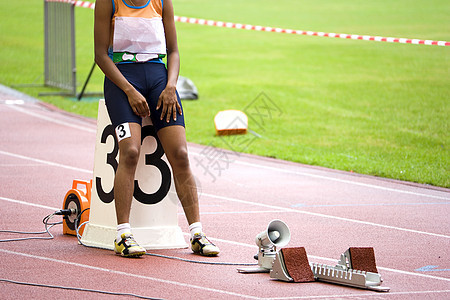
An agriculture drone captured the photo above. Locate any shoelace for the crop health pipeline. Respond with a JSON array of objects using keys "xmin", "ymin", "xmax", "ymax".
[
  {"xmin": 122, "ymin": 235, "xmax": 139, "ymax": 247},
  {"xmin": 193, "ymin": 234, "xmax": 215, "ymax": 246}
]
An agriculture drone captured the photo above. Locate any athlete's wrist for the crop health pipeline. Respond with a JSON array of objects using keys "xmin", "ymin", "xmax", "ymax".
[
  {"xmin": 164, "ymin": 84, "xmax": 177, "ymax": 91},
  {"xmin": 123, "ymin": 84, "xmax": 137, "ymax": 96}
]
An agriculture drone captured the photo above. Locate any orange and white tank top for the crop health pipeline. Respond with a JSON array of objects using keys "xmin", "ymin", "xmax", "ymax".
[{"xmin": 110, "ymin": 0, "xmax": 166, "ymax": 63}]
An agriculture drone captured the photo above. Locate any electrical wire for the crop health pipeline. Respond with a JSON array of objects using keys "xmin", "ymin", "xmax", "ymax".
[
  {"xmin": 0, "ymin": 278, "xmax": 163, "ymax": 300},
  {"xmin": 74, "ymin": 208, "xmax": 257, "ymax": 266},
  {"xmin": 144, "ymin": 252, "xmax": 257, "ymax": 266},
  {"xmin": 0, "ymin": 213, "xmax": 61, "ymax": 242},
  {"xmin": 0, "ymin": 207, "xmax": 257, "ymax": 300},
  {"xmin": 0, "ymin": 208, "xmax": 259, "ymax": 300},
  {"xmin": 0, "ymin": 208, "xmax": 164, "ymax": 299},
  {"xmin": 0, "ymin": 208, "xmax": 258, "ymax": 266}
]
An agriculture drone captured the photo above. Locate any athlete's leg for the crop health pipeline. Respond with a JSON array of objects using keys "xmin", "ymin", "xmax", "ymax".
[
  {"xmin": 156, "ymin": 125, "xmax": 200, "ymax": 225},
  {"xmin": 145, "ymin": 64, "xmax": 219, "ymax": 255},
  {"xmin": 103, "ymin": 63, "xmax": 147, "ymax": 257},
  {"xmin": 157, "ymin": 125, "xmax": 219, "ymax": 256},
  {"xmin": 111, "ymin": 122, "xmax": 146, "ymax": 257},
  {"xmin": 114, "ymin": 122, "xmax": 142, "ymax": 224}
]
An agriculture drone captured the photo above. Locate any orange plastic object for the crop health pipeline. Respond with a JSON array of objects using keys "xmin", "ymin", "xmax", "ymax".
[{"xmin": 62, "ymin": 179, "xmax": 92, "ymax": 236}]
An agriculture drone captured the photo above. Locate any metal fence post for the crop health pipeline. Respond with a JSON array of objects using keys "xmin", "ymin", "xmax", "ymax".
[{"xmin": 42, "ymin": 0, "xmax": 76, "ymax": 96}]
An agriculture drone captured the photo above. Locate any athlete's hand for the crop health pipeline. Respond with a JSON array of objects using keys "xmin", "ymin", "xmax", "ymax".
[
  {"xmin": 126, "ymin": 88, "xmax": 150, "ymax": 118},
  {"xmin": 157, "ymin": 86, "xmax": 182, "ymax": 123}
]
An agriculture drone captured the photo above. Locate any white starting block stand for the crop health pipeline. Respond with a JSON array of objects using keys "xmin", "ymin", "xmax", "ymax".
[{"xmin": 80, "ymin": 99, "xmax": 187, "ymax": 250}]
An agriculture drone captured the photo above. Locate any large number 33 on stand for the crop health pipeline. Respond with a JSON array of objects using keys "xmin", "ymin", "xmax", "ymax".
[{"xmin": 95, "ymin": 123, "xmax": 171, "ymax": 205}]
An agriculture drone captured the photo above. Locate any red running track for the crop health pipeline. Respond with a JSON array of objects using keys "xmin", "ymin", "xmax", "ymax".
[{"xmin": 0, "ymin": 85, "xmax": 449, "ymax": 299}]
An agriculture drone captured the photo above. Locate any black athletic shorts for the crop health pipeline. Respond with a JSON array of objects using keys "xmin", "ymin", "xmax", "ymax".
[{"xmin": 104, "ymin": 62, "xmax": 185, "ymax": 131}]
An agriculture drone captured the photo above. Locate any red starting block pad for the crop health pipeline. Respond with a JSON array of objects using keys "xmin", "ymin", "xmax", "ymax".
[
  {"xmin": 270, "ymin": 247, "xmax": 315, "ymax": 283},
  {"xmin": 347, "ymin": 247, "xmax": 378, "ymax": 273}
]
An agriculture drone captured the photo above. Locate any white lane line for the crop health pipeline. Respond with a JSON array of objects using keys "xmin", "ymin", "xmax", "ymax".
[
  {"xmin": 1, "ymin": 149, "xmax": 447, "ymax": 239},
  {"xmin": 377, "ymin": 266, "xmax": 450, "ymax": 282},
  {"xmin": 264, "ymin": 290, "xmax": 450, "ymax": 299},
  {"xmin": 198, "ymin": 210, "xmax": 284, "ymax": 215},
  {"xmin": 2, "ymin": 196, "xmax": 450, "ymax": 285},
  {"xmin": 0, "ymin": 196, "xmax": 59, "ymax": 211},
  {"xmin": 202, "ymin": 192, "xmax": 450, "ymax": 239},
  {"xmin": 6, "ymin": 103, "xmax": 96, "ymax": 133},
  {"xmin": 8, "ymin": 102, "xmax": 449, "ymax": 200},
  {"xmin": 0, "ymin": 163, "xmax": 44, "ymax": 167},
  {"xmin": 189, "ymin": 152, "xmax": 450, "ymax": 201},
  {"xmin": 0, "ymin": 249, "xmax": 259, "ymax": 299},
  {"xmin": 2, "ymin": 146, "xmax": 449, "ymax": 238},
  {"xmin": 0, "ymin": 150, "xmax": 92, "ymax": 174}
]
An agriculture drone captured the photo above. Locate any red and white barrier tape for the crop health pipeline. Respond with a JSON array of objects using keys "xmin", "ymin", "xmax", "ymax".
[
  {"xmin": 53, "ymin": 0, "xmax": 450, "ymax": 47},
  {"xmin": 46, "ymin": 0, "xmax": 95, "ymax": 9},
  {"xmin": 173, "ymin": 16, "xmax": 450, "ymax": 47},
  {"xmin": 74, "ymin": 0, "xmax": 95, "ymax": 9}
]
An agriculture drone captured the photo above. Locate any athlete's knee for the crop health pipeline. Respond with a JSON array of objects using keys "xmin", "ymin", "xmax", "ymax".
[
  {"xmin": 120, "ymin": 145, "xmax": 140, "ymax": 167},
  {"xmin": 169, "ymin": 147, "xmax": 190, "ymax": 170}
]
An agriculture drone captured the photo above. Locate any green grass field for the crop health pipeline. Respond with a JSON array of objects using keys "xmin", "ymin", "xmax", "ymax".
[{"xmin": 1, "ymin": 0, "xmax": 449, "ymax": 187}]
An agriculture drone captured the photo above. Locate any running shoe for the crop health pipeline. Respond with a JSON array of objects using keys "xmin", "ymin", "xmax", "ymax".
[
  {"xmin": 114, "ymin": 232, "xmax": 146, "ymax": 257},
  {"xmin": 190, "ymin": 232, "xmax": 220, "ymax": 256}
]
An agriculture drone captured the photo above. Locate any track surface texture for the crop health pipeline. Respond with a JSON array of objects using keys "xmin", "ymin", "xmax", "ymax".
[{"xmin": 0, "ymin": 84, "xmax": 449, "ymax": 299}]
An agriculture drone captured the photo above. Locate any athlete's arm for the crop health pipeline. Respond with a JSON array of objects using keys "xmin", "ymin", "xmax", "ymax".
[
  {"xmin": 94, "ymin": 0, "xmax": 150, "ymax": 118},
  {"xmin": 157, "ymin": 0, "xmax": 182, "ymax": 122}
]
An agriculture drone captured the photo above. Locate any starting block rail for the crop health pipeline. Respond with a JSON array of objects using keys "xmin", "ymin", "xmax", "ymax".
[
  {"xmin": 269, "ymin": 247, "xmax": 390, "ymax": 292},
  {"xmin": 310, "ymin": 262, "xmax": 390, "ymax": 292}
]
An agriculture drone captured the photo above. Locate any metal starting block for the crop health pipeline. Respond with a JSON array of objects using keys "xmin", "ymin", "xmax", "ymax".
[
  {"xmin": 270, "ymin": 247, "xmax": 390, "ymax": 292},
  {"xmin": 310, "ymin": 262, "xmax": 389, "ymax": 292}
]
